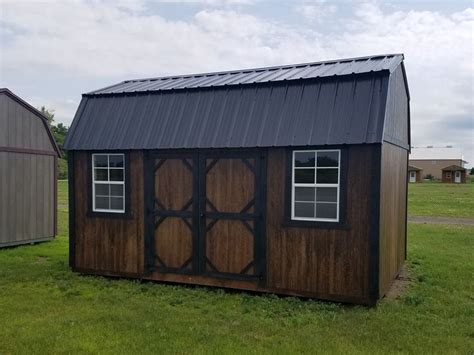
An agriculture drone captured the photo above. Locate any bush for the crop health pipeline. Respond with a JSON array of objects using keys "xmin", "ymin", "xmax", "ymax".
[
  {"xmin": 58, "ymin": 158, "xmax": 68, "ymax": 180},
  {"xmin": 424, "ymin": 174, "xmax": 434, "ymax": 180}
]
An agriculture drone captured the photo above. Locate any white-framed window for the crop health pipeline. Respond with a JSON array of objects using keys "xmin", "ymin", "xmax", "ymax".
[
  {"xmin": 291, "ymin": 150, "xmax": 340, "ymax": 222},
  {"xmin": 92, "ymin": 154, "xmax": 125, "ymax": 213}
]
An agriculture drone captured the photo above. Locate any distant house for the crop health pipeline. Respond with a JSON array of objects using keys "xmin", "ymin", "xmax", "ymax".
[
  {"xmin": 407, "ymin": 165, "xmax": 422, "ymax": 183},
  {"xmin": 409, "ymin": 146, "xmax": 467, "ymax": 180},
  {"xmin": 0, "ymin": 88, "xmax": 60, "ymax": 247},
  {"xmin": 441, "ymin": 165, "xmax": 467, "ymax": 183}
]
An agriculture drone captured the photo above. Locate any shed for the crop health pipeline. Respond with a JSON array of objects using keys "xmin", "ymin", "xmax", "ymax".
[
  {"xmin": 441, "ymin": 165, "xmax": 466, "ymax": 183},
  {"xmin": 64, "ymin": 54, "xmax": 410, "ymax": 305},
  {"xmin": 408, "ymin": 165, "xmax": 422, "ymax": 183},
  {"xmin": 0, "ymin": 88, "xmax": 60, "ymax": 247}
]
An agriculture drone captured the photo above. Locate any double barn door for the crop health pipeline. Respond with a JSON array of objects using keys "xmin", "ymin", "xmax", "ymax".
[{"xmin": 144, "ymin": 151, "xmax": 266, "ymax": 281}]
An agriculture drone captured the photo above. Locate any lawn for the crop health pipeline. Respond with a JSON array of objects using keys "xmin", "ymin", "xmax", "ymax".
[
  {"xmin": 408, "ymin": 182, "xmax": 474, "ymax": 218},
  {"xmin": 0, "ymin": 182, "xmax": 473, "ymax": 353}
]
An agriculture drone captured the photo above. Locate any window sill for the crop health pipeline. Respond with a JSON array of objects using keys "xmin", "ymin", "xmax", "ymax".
[
  {"xmin": 87, "ymin": 211, "xmax": 133, "ymax": 220},
  {"xmin": 282, "ymin": 219, "xmax": 350, "ymax": 230}
]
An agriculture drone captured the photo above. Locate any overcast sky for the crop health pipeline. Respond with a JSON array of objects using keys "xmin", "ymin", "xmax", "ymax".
[{"xmin": 1, "ymin": 0, "xmax": 473, "ymax": 166}]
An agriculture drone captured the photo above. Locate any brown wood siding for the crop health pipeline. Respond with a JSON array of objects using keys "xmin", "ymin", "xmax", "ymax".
[
  {"xmin": 73, "ymin": 146, "xmax": 381, "ymax": 304},
  {"xmin": 0, "ymin": 93, "xmax": 55, "ymax": 152},
  {"xmin": 73, "ymin": 151, "xmax": 144, "ymax": 275},
  {"xmin": 0, "ymin": 152, "xmax": 55, "ymax": 246},
  {"xmin": 379, "ymin": 143, "xmax": 407, "ymax": 297},
  {"xmin": 265, "ymin": 146, "xmax": 375, "ymax": 303}
]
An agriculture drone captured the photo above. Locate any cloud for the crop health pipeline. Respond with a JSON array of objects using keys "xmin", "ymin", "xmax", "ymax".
[
  {"xmin": 0, "ymin": 1, "xmax": 473, "ymax": 164},
  {"xmin": 295, "ymin": 0, "xmax": 338, "ymax": 23}
]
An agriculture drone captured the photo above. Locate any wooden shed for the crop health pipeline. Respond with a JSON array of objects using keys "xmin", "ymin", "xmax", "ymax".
[
  {"xmin": 64, "ymin": 54, "xmax": 410, "ymax": 305},
  {"xmin": 0, "ymin": 88, "xmax": 60, "ymax": 247},
  {"xmin": 408, "ymin": 165, "xmax": 422, "ymax": 183},
  {"xmin": 441, "ymin": 165, "xmax": 466, "ymax": 183}
]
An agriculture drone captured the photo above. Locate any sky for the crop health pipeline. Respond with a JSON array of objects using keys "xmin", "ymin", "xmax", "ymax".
[{"xmin": 1, "ymin": 0, "xmax": 473, "ymax": 166}]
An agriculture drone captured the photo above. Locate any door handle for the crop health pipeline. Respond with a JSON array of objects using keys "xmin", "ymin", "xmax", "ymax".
[{"xmin": 200, "ymin": 212, "xmax": 205, "ymax": 218}]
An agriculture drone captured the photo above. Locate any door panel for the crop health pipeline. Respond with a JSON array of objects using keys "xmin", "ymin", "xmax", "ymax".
[
  {"xmin": 201, "ymin": 153, "xmax": 264, "ymax": 280},
  {"xmin": 145, "ymin": 150, "xmax": 265, "ymax": 281},
  {"xmin": 149, "ymin": 154, "xmax": 197, "ymax": 274},
  {"xmin": 205, "ymin": 158, "xmax": 256, "ymax": 213}
]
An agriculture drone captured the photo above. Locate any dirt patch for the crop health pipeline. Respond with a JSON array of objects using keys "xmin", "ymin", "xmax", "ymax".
[
  {"xmin": 384, "ymin": 266, "xmax": 414, "ymax": 300},
  {"xmin": 408, "ymin": 216, "xmax": 474, "ymax": 225}
]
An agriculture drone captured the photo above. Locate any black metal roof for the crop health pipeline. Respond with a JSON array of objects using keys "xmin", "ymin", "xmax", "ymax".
[
  {"xmin": 88, "ymin": 54, "xmax": 403, "ymax": 95},
  {"xmin": 64, "ymin": 54, "xmax": 409, "ymax": 151}
]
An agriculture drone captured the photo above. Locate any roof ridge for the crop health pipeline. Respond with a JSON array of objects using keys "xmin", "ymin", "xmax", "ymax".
[
  {"xmin": 85, "ymin": 53, "xmax": 404, "ymax": 96},
  {"xmin": 122, "ymin": 53, "xmax": 404, "ymax": 84}
]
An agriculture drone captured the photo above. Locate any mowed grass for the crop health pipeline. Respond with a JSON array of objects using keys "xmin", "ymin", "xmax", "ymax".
[
  {"xmin": 408, "ymin": 181, "xmax": 474, "ymax": 218},
  {"xmin": 0, "ymin": 183, "xmax": 473, "ymax": 353}
]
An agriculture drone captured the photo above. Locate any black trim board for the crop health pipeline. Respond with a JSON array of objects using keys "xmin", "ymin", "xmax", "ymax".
[
  {"xmin": 68, "ymin": 151, "xmax": 76, "ymax": 268},
  {"xmin": 368, "ymin": 145, "xmax": 381, "ymax": 304},
  {"xmin": 86, "ymin": 151, "xmax": 132, "ymax": 219}
]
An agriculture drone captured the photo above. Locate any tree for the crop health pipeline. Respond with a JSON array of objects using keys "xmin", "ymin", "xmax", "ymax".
[
  {"xmin": 38, "ymin": 105, "xmax": 69, "ymax": 178},
  {"xmin": 39, "ymin": 106, "xmax": 55, "ymax": 125},
  {"xmin": 470, "ymin": 167, "xmax": 474, "ymax": 175}
]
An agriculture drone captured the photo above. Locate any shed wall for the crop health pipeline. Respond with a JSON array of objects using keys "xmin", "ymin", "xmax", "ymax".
[
  {"xmin": 71, "ymin": 145, "xmax": 377, "ymax": 304},
  {"xmin": 0, "ymin": 152, "xmax": 55, "ymax": 246},
  {"xmin": 265, "ymin": 146, "xmax": 376, "ymax": 303},
  {"xmin": 379, "ymin": 142, "xmax": 407, "ymax": 297},
  {"xmin": 383, "ymin": 65, "xmax": 409, "ymax": 149},
  {"xmin": 0, "ymin": 93, "xmax": 54, "ymax": 151},
  {"xmin": 72, "ymin": 151, "xmax": 144, "ymax": 275}
]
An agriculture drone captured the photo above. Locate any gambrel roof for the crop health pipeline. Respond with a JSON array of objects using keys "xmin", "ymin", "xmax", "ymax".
[{"xmin": 64, "ymin": 54, "xmax": 410, "ymax": 151}]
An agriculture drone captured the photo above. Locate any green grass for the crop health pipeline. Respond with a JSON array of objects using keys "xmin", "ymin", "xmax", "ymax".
[
  {"xmin": 0, "ymin": 183, "xmax": 473, "ymax": 353},
  {"xmin": 408, "ymin": 182, "xmax": 474, "ymax": 218}
]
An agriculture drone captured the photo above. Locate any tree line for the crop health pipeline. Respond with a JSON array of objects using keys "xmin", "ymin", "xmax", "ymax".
[{"xmin": 39, "ymin": 106, "xmax": 69, "ymax": 179}]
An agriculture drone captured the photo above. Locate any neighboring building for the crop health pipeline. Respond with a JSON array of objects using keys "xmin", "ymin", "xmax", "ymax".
[
  {"xmin": 64, "ymin": 54, "xmax": 410, "ymax": 306},
  {"xmin": 408, "ymin": 165, "xmax": 422, "ymax": 183},
  {"xmin": 409, "ymin": 146, "xmax": 468, "ymax": 180},
  {"xmin": 0, "ymin": 88, "xmax": 60, "ymax": 247},
  {"xmin": 441, "ymin": 165, "xmax": 467, "ymax": 183}
]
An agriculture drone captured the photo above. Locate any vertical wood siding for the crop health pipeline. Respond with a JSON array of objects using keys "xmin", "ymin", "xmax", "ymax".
[
  {"xmin": 379, "ymin": 143, "xmax": 408, "ymax": 297},
  {"xmin": 73, "ymin": 151, "xmax": 144, "ymax": 275},
  {"xmin": 265, "ymin": 146, "xmax": 375, "ymax": 303},
  {"xmin": 0, "ymin": 152, "xmax": 55, "ymax": 246},
  {"xmin": 0, "ymin": 94, "xmax": 53, "ymax": 151}
]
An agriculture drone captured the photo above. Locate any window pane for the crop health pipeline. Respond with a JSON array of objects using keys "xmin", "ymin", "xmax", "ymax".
[
  {"xmin": 94, "ymin": 168, "xmax": 108, "ymax": 181},
  {"xmin": 95, "ymin": 196, "xmax": 109, "ymax": 210},
  {"xmin": 316, "ymin": 203, "xmax": 337, "ymax": 219},
  {"xmin": 316, "ymin": 187, "xmax": 337, "ymax": 203},
  {"xmin": 294, "ymin": 152, "xmax": 315, "ymax": 167},
  {"xmin": 95, "ymin": 183, "xmax": 109, "ymax": 196},
  {"xmin": 294, "ymin": 202, "xmax": 315, "ymax": 218},
  {"xmin": 316, "ymin": 169, "xmax": 338, "ymax": 184},
  {"xmin": 110, "ymin": 184, "xmax": 124, "ymax": 197},
  {"xmin": 94, "ymin": 155, "xmax": 108, "ymax": 168},
  {"xmin": 109, "ymin": 155, "xmax": 124, "ymax": 168},
  {"xmin": 295, "ymin": 187, "xmax": 315, "ymax": 202},
  {"xmin": 110, "ymin": 169, "xmax": 124, "ymax": 181},
  {"xmin": 317, "ymin": 151, "xmax": 339, "ymax": 167},
  {"xmin": 295, "ymin": 169, "xmax": 315, "ymax": 183},
  {"xmin": 110, "ymin": 197, "xmax": 124, "ymax": 210}
]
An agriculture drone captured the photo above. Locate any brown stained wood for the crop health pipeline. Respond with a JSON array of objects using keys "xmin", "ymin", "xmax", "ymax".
[
  {"xmin": 73, "ymin": 151, "xmax": 144, "ymax": 275},
  {"xmin": 266, "ymin": 147, "xmax": 373, "ymax": 301},
  {"xmin": 206, "ymin": 158, "xmax": 255, "ymax": 213},
  {"xmin": 154, "ymin": 217, "xmax": 193, "ymax": 269},
  {"xmin": 206, "ymin": 220, "xmax": 254, "ymax": 274},
  {"xmin": 155, "ymin": 159, "xmax": 193, "ymax": 211},
  {"xmin": 379, "ymin": 143, "xmax": 407, "ymax": 297}
]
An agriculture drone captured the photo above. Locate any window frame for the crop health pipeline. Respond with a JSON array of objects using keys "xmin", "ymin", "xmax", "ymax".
[
  {"xmin": 284, "ymin": 147, "xmax": 348, "ymax": 229},
  {"xmin": 87, "ymin": 151, "xmax": 132, "ymax": 219}
]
